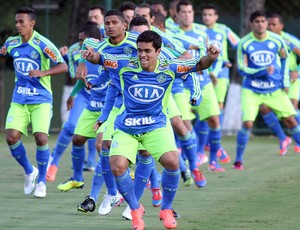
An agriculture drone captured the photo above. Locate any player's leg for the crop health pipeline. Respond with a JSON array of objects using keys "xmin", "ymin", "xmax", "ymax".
[{"xmin": 214, "ymin": 76, "xmax": 229, "ymax": 126}]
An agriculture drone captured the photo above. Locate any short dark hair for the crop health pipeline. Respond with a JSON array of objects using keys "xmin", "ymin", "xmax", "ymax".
[
  {"xmin": 104, "ymin": 9, "xmax": 126, "ymax": 22},
  {"xmin": 129, "ymin": 16, "xmax": 149, "ymax": 31},
  {"xmin": 202, "ymin": 3, "xmax": 218, "ymax": 14},
  {"xmin": 80, "ymin": 21, "xmax": 101, "ymax": 39},
  {"xmin": 268, "ymin": 12, "xmax": 284, "ymax": 24},
  {"xmin": 151, "ymin": 1, "xmax": 167, "ymax": 11},
  {"xmin": 153, "ymin": 11, "xmax": 166, "ymax": 26},
  {"xmin": 137, "ymin": 30, "xmax": 162, "ymax": 51},
  {"xmin": 250, "ymin": 10, "xmax": 267, "ymax": 22},
  {"xmin": 119, "ymin": 2, "xmax": 136, "ymax": 12},
  {"xmin": 176, "ymin": 0, "xmax": 193, "ymax": 13},
  {"xmin": 89, "ymin": 5, "xmax": 107, "ymax": 16},
  {"xmin": 136, "ymin": 3, "xmax": 155, "ymax": 18},
  {"xmin": 16, "ymin": 6, "xmax": 36, "ymax": 21}
]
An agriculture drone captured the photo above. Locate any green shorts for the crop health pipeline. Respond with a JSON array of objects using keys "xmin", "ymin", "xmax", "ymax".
[
  {"xmin": 173, "ymin": 89, "xmax": 195, "ymax": 120},
  {"xmin": 193, "ymin": 82, "xmax": 220, "ymax": 121},
  {"xmin": 110, "ymin": 125, "xmax": 177, "ymax": 164},
  {"xmin": 5, "ymin": 102, "xmax": 52, "ymax": 136},
  {"xmin": 166, "ymin": 95, "xmax": 181, "ymax": 119},
  {"xmin": 288, "ymin": 79, "xmax": 300, "ymax": 100},
  {"xmin": 242, "ymin": 88, "xmax": 296, "ymax": 121},
  {"xmin": 96, "ymin": 107, "xmax": 120, "ymax": 141},
  {"xmin": 74, "ymin": 109, "xmax": 101, "ymax": 138},
  {"xmin": 214, "ymin": 78, "xmax": 229, "ymax": 103}
]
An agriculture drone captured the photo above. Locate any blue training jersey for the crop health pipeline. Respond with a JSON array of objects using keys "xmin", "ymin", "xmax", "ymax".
[{"xmin": 0, "ymin": 30, "xmax": 65, "ymax": 104}]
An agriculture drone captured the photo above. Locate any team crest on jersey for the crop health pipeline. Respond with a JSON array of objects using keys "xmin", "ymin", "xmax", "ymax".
[
  {"xmin": 157, "ymin": 74, "xmax": 166, "ymax": 83},
  {"xmin": 215, "ymin": 34, "xmax": 222, "ymax": 40},
  {"xmin": 43, "ymin": 46, "xmax": 57, "ymax": 62},
  {"xmin": 0, "ymin": 46, "xmax": 7, "ymax": 55},
  {"xmin": 268, "ymin": 42, "xmax": 275, "ymax": 49},
  {"xmin": 9, "ymin": 39, "xmax": 20, "ymax": 46},
  {"xmin": 123, "ymin": 47, "xmax": 133, "ymax": 55},
  {"xmin": 31, "ymin": 51, "xmax": 39, "ymax": 59},
  {"xmin": 33, "ymin": 38, "xmax": 41, "ymax": 45}
]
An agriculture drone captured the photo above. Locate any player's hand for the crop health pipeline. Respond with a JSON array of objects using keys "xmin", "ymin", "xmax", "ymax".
[
  {"xmin": 85, "ymin": 81, "xmax": 93, "ymax": 90},
  {"xmin": 225, "ymin": 62, "xmax": 232, "ymax": 68},
  {"xmin": 59, "ymin": 46, "xmax": 68, "ymax": 56},
  {"xmin": 81, "ymin": 46, "xmax": 96, "ymax": 62},
  {"xmin": 267, "ymin": 65, "xmax": 274, "ymax": 74},
  {"xmin": 76, "ymin": 62, "xmax": 87, "ymax": 80},
  {"xmin": 188, "ymin": 44, "xmax": 200, "ymax": 50},
  {"xmin": 206, "ymin": 44, "xmax": 220, "ymax": 61},
  {"xmin": 29, "ymin": 70, "xmax": 44, "ymax": 78},
  {"xmin": 290, "ymin": 70, "xmax": 298, "ymax": 82},
  {"xmin": 209, "ymin": 72, "xmax": 218, "ymax": 87},
  {"xmin": 94, "ymin": 120, "xmax": 103, "ymax": 131},
  {"xmin": 66, "ymin": 96, "xmax": 74, "ymax": 111},
  {"xmin": 283, "ymin": 87, "xmax": 289, "ymax": 94}
]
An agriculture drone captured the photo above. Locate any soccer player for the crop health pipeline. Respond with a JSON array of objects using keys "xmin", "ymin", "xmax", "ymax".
[
  {"xmin": 88, "ymin": 5, "xmax": 107, "ymax": 37},
  {"xmin": 0, "ymin": 7, "xmax": 68, "ymax": 198},
  {"xmin": 81, "ymin": 30, "xmax": 220, "ymax": 230},
  {"xmin": 259, "ymin": 12, "xmax": 300, "ymax": 155},
  {"xmin": 165, "ymin": 0, "xmax": 180, "ymax": 31},
  {"xmin": 119, "ymin": 1, "xmax": 136, "ymax": 25},
  {"xmin": 234, "ymin": 10, "xmax": 300, "ymax": 170}
]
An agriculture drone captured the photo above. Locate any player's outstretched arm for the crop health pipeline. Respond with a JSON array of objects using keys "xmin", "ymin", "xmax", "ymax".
[
  {"xmin": 81, "ymin": 46, "xmax": 100, "ymax": 64},
  {"xmin": 196, "ymin": 44, "xmax": 220, "ymax": 71}
]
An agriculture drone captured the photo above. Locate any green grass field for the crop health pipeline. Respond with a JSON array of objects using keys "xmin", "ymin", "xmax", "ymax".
[{"xmin": 0, "ymin": 134, "xmax": 300, "ymax": 230}]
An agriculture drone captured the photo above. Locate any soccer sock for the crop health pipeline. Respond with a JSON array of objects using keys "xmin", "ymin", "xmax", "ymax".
[
  {"xmin": 51, "ymin": 128, "xmax": 72, "ymax": 166},
  {"xmin": 290, "ymin": 125, "xmax": 300, "ymax": 146},
  {"xmin": 295, "ymin": 110, "xmax": 300, "ymax": 124},
  {"xmin": 86, "ymin": 138, "xmax": 96, "ymax": 167},
  {"xmin": 9, "ymin": 140, "xmax": 33, "ymax": 174},
  {"xmin": 195, "ymin": 120, "xmax": 209, "ymax": 154},
  {"xmin": 36, "ymin": 144, "xmax": 50, "ymax": 183},
  {"xmin": 235, "ymin": 127, "xmax": 251, "ymax": 162},
  {"xmin": 219, "ymin": 109, "xmax": 224, "ymax": 126},
  {"xmin": 101, "ymin": 149, "xmax": 117, "ymax": 196},
  {"xmin": 150, "ymin": 164, "xmax": 160, "ymax": 189},
  {"xmin": 161, "ymin": 168, "xmax": 180, "ymax": 210},
  {"xmin": 134, "ymin": 155, "xmax": 153, "ymax": 201},
  {"xmin": 90, "ymin": 156, "xmax": 104, "ymax": 202},
  {"xmin": 72, "ymin": 144, "xmax": 85, "ymax": 182},
  {"xmin": 179, "ymin": 153, "xmax": 187, "ymax": 172},
  {"xmin": 114, "ymin": 169, "xmax": 139, "ymax": 210},
  {"xmin": 178, "ymin": 132, "xmax": 197, "ymax": 171},
  {"xmin": 208, "ymin": 127, "xmax": 221, "ymax": 164},
  {"xmin": 262, "ymin": 111, "xmax": 285, "ymax": 142}
]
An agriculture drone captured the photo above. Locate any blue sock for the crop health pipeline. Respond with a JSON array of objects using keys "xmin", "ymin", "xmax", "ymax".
[
  {"xmin": 51, "ymin": 128, "xmax": 72, "ymax": 166},
  {"xmin": 134, "ymin": 155, "xmax": 153, "ymax": 201},
  {"xmin": 114, "ymin": 169, "xmax": 139, "ymax": 210},
  {"xmin": 179, "ymin": 153, "xmax": 187, "ymax": 172},
  {"xmin": 101, "ymin": 149, "xmax": 117, "ymax": 196},
  {"xmin": 9, "ymin": 140, "xmax": 32, "ymax": 174},
  {"xmin": 90, "ymin": 156, "xmax": 104, "ymax": 202},
  {"xmin": 208, "ymin": 127, "xmax": 221, "ymax": 164},
  {"xmin": 161, "ymin": 168, "xmax": 180, "ymax": 210},
  {"xmin": 178, "ymin": 132, "xmax": 197, "ymax": 171},
  {"xmin": 235, "ymin": 127, "xmax": 250, "ymax": 162},
  {"xmin": 36, "ymin": 144, "xmax": 50, "ymax": 183},
  {"xmin": 219, "ymin": 109, "xmax": 224, "ymax": 126},
  {"xmin": 195, "ymin": 120, "xmax": 209, "ymax": 154},
  {"xmin": 87, "ymin": 138, "xmax": 96, "ymax": 167},
  {"xmin": 72, "ymin": 144, "xmax": 85, "ymax": 182},
  {"xmin": 262, "ymin": 111, "xmax": 285, "ymax": 142},
  {"xmin": 295, "ymin": 110, "xmax": 300, "ymax": 124},
  {"xmin": 290, "ymin": 125, "xmax": 300, "ymax": 146},
  {"xmin": 150, "ymin": 164, "xmax": 160, "ymax": 189}
]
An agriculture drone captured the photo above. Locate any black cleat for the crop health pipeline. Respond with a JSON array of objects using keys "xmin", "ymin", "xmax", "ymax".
[{"xmin": 77, "ymin": 195, "xmax": 96, "ymax": 213}]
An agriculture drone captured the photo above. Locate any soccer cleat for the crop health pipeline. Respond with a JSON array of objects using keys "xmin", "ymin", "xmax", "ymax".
[
  {"xmin": 57, "ymin": 178, "xmax": 84, "ymax": 191},
  {"xmin": 145, "ymin": 179, "xmax": 151, "ymax": 190},
  {"xmin": 24, "ymin": 166, "xmax": 39, "ymax": 195},
  {"xmin": 279, "ymin": 136, "xmax": 292, "ymax": 156},
  {"xmin": 34, "ymin": 181, "xmax": 46, "ymax": 198},
  {"xmin": 233, "ymin": 161, "xmax": 244, "ymax": 170},
  {"xmin": 172, "ymin": 209, "xmax": 180, "ymax": 219},
  {"xmin": 98, "ymin": 191, "xmax": 124, "ymax": 215},
  {"xmin": 159, "ymin": 209, "xmax": 177, "ymax": 229},
  {"xmin": 151, "ymin": 188, "xmax": 162, "ymax": 207},
  {"xmin": 46, "ymin": 164, "xmax": 58, "ymax": 182},
  {"xmin": 77, "ymin": 195, "xmax": 96, "ymax": 213},
  {"xmin": 217, "ymin": 148, "xmax": 231, "ymax": 163},
  {"xmin": 83, "ymin": 161, "xmax": 95, "ymax": 172},
  {"xmin": 122, "ymin": 205, "xmax": 132, "ymax": 220},
  {"xmin": 191, "ymin": 169, "xmax": 206, "ymax": 188},
  {"xmin": 208, "ymin": 161, "xmax": 225, "ymax": 172},
  {"xmin": 197, "ymin": 153, "xmax": 208, "ymax": 166},
  {"xmin": 294, "ymin": 143, "xmax": 300, "ymax": 153},
  {"xmin": 131, "ymin": 204, "xmax": 145, "ymax": 230},
  {"xmin": 181, "ymin": 169, "xmax": 193, "ymax": 186}
]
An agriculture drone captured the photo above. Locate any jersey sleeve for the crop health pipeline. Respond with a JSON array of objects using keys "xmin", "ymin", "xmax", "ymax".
[
  {"xmin": 0, "ymin": 37, "xmax": 13, "ymax": 57},
  {"xmin": 40, "ymin": 38, "xmax": 65, "ymax": 64},
  {"xmin": 278, "ymin": 38, "xmax": 290, "ymax": 88},
  {"xmin": 225, "ymin": 26, "xmax": 240, "ymax": 49}
]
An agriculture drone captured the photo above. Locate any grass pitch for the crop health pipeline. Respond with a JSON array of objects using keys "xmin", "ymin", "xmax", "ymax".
[{"xmin": 0, "ymin": 134, "xmax": 299, "ymax": 230}]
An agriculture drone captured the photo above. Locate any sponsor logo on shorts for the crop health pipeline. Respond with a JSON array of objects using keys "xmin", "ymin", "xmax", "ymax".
[
  {"xmin": 111, "ymin": 141, "xmax": 119, "ymax": 148},
  {"xmin": 14, "ymin": 58, "xmax": 39, "ymax": 76},
  {"xmin": 250, "ymin": 50, "xmax": 275, "ymax": 66},
  {"xmin": 7, "ymin": 116, "xmax": 13, "ymax": 122},
  {"xmin": 128, "ymin": 84, "xmax": 164, "ymax": 102},
  {"xmin": 43, "ymin": 46, "xmax": 57, "ymax": 62}
]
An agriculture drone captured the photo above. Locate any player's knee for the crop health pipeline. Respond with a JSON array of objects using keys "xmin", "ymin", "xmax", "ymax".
[
  {"xmin": 34, "ymin": 132, "xmax": 48, "ymax": 146},
  {"xmin": 72, "ymin": 134, "xmax": 85, "ymax": 145},
  {"xmin": 109, "ymin": 156, "xmax": 128, "ymax": 177},
  {"xmin": 5, "ymin": 131, "xmax": 20, "ymax": 145},
  {"xmin": 102, "ymin": 140, "xmax": 111, "ymax": 150},
  {"xmin": 159, "ymin": 151, "xmax": 179, "ymax": 170}
]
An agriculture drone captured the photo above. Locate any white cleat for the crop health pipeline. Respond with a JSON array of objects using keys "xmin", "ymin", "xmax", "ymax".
[
  {"xmin": 34, "ymin": 181, "xmax": 47, "ymax": 198},
  {"xmin": 122, "ymin": 205, "xmax": 132, "ymax": 220},
  {"xmin": 24, "ymin": 166, "xmax": 39, "ymax": 195},
  {"xmin": 98, "ymin": 191, "xmax": 124, "ymax": 215}
]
